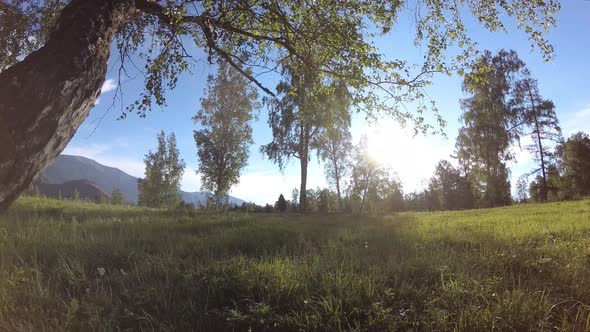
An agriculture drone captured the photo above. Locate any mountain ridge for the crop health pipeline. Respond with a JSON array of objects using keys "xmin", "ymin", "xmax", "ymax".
[
  {"xmin": 36, "ymin": 179, "xmax": 108, "ymax": 201},
  {"xmin": 39, "ymin": 154, "xmax": 246, "ymax": 206}
]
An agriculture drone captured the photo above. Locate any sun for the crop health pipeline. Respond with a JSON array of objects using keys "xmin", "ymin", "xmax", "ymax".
[
  {"xmin": 361, "ymin": 119, "xmax": 451, "ymax": 192},
  {"xmin": 364, "ymin": 120, "xmax": 406, "ymax": 168}
]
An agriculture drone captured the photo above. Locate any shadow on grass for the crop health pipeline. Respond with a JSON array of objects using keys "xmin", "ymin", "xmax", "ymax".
[{"xmin": 2, "ymin": 200, "xmax": 590, "ymax": 331}]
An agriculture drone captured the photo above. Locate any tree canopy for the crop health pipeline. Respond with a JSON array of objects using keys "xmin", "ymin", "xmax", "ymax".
[
  {"xmin": 557, "ymin": 132, "xmax": 590, "ymax": 198},
  {"xmin": 0, "ymin": 0, "xmax": 561, "ymax": 209},
  {"xmin": 314, "ymin": 81, "xmax": 353, "ymax": 210},
  {"xmin": 455, "ymin": 50, "xmax": 526, "ymax": 207},
  {"xmin": 137, "ymin": 131, "xmax": 185, "ymax": 209},
  {"xmin": 513, "ymin": 69, "xmax": 562, "ymax": 201},
  {"xmin": 193, "ymin": 61, "xmax": 259, "ymax": 206},
  {"xmin": 428, "ymin": 160, "xmax": 475, "ymax": 211},
  {"xmin": 2, "ymin": 0, "xmax": 560, "ymax": 123}
]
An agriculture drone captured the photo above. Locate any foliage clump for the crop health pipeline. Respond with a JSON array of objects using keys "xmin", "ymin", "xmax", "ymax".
[
  {"xmin": 138, "ymin": 131, "xmax": 185, "ymax": 209},
  {"xmin": 194, "ymin": 61, "xmax": 259, "ymax": 208}
]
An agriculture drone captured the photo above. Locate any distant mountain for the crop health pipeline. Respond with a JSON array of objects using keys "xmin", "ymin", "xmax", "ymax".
[
  {"xmin": 40, "ymin": 154, "xmax": 246, "ymax": 206},
  {"xmin": 37, "ymin": 179, "xmax": 108, "ymax": 201},
  {"xmin": 180, "ymin": 191, "xmax": 210, "ymax": 206},
  {"xmin": 42, "ymin": 155, "xmax": 138, "ymax": 203},
  {"xmin": 179, "ymin": 191, "xmax": 245, "ymax": 207}
]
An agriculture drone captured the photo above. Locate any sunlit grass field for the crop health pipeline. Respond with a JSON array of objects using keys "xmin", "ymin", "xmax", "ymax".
[{"xmin": 1, "ymin": 197, "xmax": 590, "ymax": 331}]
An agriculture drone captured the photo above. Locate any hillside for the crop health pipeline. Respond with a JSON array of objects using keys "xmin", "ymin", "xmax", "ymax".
[
  {"xmin": 2, "ymin": 197, "xmax": 590, "ymax": 330},
  {"xmin": 36, "ymin": 179, "xmax": 108, "ymax": 201},
  {"xmin": 40, "ymin": 154, "xmax": 246, "ymax": 205},
  {"xmin": 42, "ymin": 155, "xmax": 138, "ymax": 202}
]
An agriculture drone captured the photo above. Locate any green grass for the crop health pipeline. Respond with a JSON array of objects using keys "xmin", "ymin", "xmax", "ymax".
[{"xmin": 1, "ymin": 197, "xmax": 590, "ymax": 331}]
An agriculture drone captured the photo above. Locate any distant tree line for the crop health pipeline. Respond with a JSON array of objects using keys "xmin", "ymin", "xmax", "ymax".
[
  {"xmin": 257, "ymin": 135, "xmax": 405, "ymax": 215},
  {"xmin": 24, "ymin": 185, "xmax": 127, "ymax": 206},
  {"xmin": 527, "ymin": 132, "xmax": 590, "ymax": 202},
  {"xmin": 26, "ymin": 50, "xmax": 583, "ymax": 215},
  {"xmin": 259, "ymin": 49, "xmax": 583, "ymax": 214},
  {"xmin": 405, "ymin": 50, "xmax": 588, "ymax": 211},
  {"xmin": 131, "ymin": 51, "xmax": 588, "ymax": 215}
]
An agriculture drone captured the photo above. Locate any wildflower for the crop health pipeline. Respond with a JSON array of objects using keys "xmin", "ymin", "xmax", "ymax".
[
  {"xmin": 120, "ymin": 268, "xmax": 127, "ymax": 276},
  {"xmin": 97, "ymin": 267, "xmax": 106, "ymax": 277},
  {"xmin": 364, "ymin": 241, "xmax": 369, "ymax": 249},
  {"xmin": 398, "ymin": 308, "xmax": 408, "ymax": 317}
]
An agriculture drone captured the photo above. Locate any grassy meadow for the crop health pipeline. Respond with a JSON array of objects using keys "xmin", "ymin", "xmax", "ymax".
[{"xmin": 1, "ymin": 197, "xmax": 590, "ymax": 331}]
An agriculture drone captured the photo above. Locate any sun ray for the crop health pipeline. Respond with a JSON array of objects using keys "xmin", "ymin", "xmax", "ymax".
[{"xmin": 361, "ymin": 119, "xmax": 451, "ymax": 192}]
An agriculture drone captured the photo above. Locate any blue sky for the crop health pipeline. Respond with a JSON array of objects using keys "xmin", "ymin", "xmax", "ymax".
[{"xmin": 64, "ymin": 2, "xmax": 590, "ymax": 205}]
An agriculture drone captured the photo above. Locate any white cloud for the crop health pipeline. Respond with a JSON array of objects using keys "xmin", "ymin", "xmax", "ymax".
[
  {"xmin": 100, "ymin": 79, "xmax": 117, "ymax": 94},
  {"xmin": 63, "ymin": 143, "xmax": 111, "ymax": 159},
  {"xmin": 563, "ymin": 105, "xmax": 590, "ymax": 136}
]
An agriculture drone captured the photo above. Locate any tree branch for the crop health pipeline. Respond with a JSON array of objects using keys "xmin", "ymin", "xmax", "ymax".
[{"xmin": 135, "ymin": 0, "xmax": 275, "ymax": 96}]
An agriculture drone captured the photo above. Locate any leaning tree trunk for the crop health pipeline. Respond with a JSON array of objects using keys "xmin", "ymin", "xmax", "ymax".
[
  {"xmin": 528, "ymin": 85, "xmax": 548, "ymax": 202},
  {"xmin": 0, "ymin": 0, "xmax": 135, "ymax": 210}
]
